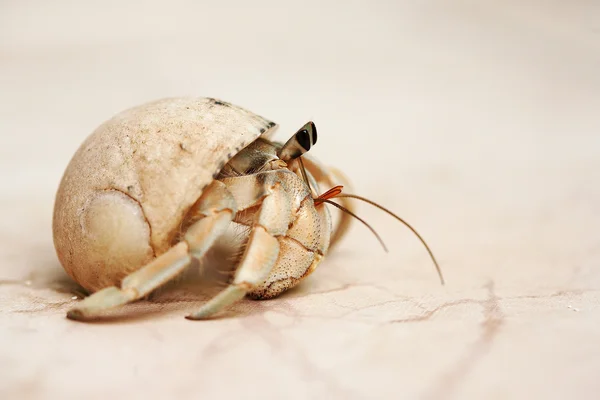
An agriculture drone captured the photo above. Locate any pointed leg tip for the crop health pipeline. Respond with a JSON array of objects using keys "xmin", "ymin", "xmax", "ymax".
[
  {"xmin": 185, "ymin": 312, "xmax": 211, "ymax": 321},
  {"xmin": 66, "ymin": 308, "xmax": 87, "ymax": 321}
]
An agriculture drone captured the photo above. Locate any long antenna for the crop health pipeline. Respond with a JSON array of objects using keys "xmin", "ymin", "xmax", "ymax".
[
  {"xmin": 297, "ymin": 157, "xmax": 313, "ymax": 194},
  {"xmin": 320, "ymin": 199, "xmax": 388, "ymax": 252},
  {"xmin": 335, "ymin": 194, "xmax": 444, "ymax": 285}
]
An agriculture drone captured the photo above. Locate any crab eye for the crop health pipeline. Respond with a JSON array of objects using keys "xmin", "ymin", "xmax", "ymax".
[{"xmin": 278, "ymin": 121, "xmax": 317, "ymax": 161}]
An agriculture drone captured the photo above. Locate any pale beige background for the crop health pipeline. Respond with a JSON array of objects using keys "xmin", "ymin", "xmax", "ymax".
[{"xmin": 1, "ymin": 1, "xmax": 599, "ymax": 399}]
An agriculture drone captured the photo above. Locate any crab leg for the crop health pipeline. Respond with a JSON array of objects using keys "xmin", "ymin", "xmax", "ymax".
[
  {"xmin": 66, "ymin": 181, "xmax": 236, "ymax": 320},
  {"xmin": 186, "ymin": 175, "xmax": 290, "ymax": 319}
]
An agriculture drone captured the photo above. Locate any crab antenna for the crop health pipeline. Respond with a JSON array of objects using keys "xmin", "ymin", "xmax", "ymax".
[
  {"xmin": 278, "ymin": 121, "xmax": 317, "ymax": 161},
  {"xmin": 314, "ymin": 185, "xmax": 343, "ymax": 205},
  {"xmin": 335, "ymin": 194, "xmax": 445, "ymax": 285},
  {"xmin": 320, "ymin": 199, "xmax": 388, "ymax": 252},
  {"xmin": 297, "ymin": 156, "xmax": 312, "ymax": 191}
]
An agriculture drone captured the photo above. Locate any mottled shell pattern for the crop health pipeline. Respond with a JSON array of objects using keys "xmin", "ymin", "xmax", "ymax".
[{"xmin": 53, "ymin": 97, "xmax": 278, "ymax": 291}]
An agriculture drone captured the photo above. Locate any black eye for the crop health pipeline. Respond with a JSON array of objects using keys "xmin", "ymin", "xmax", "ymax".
[
  {"xmin": 296, "ymin": 129, "xmax": 311, "ymax": 151},
  {"xmin": 309, "ymin": 122, "xmax": 317, "ymax": 145}
]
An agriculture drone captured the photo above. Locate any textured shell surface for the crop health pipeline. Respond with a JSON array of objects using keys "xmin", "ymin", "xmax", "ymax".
[{"xmin": 53, "ymin": 97, "xmax": 277, "ymax": 291}]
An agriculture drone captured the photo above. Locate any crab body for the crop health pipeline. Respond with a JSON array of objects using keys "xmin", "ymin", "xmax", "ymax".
[{"xmin": 53, "ymin": 97, "xmax": 352, "ymax": 320}]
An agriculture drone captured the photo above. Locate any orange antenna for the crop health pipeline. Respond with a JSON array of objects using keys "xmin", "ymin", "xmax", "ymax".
[
  {"xmin": 335, "ymin": 193, "xmax": 444, "ymax": 285},
  {"xmin": 315, "ymin": 186, "xmax": 444, "ymax": 285},
  {"xmin": 319, "ymin": 198, "xmax": 388, "ymax": 252},
  {"xmin": 314, "ymin": 185, "xmax": 343, "ymax": 205}
]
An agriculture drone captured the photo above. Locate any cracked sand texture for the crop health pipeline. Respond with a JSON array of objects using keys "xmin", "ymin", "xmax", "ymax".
[{"xmin": 1, "ymin": 1, "xmax": 600, "ymax": 399}]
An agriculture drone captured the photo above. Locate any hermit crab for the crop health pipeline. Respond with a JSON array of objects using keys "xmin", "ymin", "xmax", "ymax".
[{"xmin": 52, "ymin": 97, "xmax": 443, "ymax": 321}]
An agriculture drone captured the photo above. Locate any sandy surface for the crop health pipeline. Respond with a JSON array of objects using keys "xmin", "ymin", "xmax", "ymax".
[{"xmin": 1, "ymin": 1, "xmax": 599, "ymax": 399}]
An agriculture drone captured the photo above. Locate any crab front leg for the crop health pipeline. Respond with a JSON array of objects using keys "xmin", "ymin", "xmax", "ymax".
[
  {"xmin": 186, "ymin": 173, "xmax": 291, "ymax": 320},
  {"xmin": 66, "ymin": 181, "xmax": 236, "ymax": 320}
]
